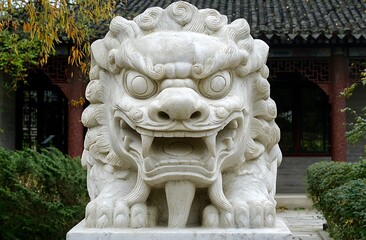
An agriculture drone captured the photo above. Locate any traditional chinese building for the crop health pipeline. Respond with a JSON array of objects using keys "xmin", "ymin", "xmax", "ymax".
[{"xmin": 0, "ymin": 0, "xmax": 365, "ymax": 193}]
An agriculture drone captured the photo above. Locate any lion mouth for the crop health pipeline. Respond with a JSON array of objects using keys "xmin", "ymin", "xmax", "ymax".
[{"xmin": 115, "ymin": 112, "xmax": 242, "ymax": 184}]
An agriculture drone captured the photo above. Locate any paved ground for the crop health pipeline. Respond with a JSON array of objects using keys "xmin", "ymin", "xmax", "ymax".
[{"xmin": 277, "ymin": 209, "xmax": 333, "ymax": 240}]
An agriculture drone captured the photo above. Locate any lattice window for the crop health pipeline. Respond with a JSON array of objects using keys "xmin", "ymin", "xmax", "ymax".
[
  {"xmin": 17, "ymin": 86, "xmax": 68, "ymax": 152},
  {"xmin": 22, "ymin": 91, "xmax": 38, "ymax": 150},
  {"xmin": 267, "ymin": 59, "xmax": 330, "ymax": 83},
  {"xmin": 42, "ymin": 56, "xmax": 69, "ymax": 84}
]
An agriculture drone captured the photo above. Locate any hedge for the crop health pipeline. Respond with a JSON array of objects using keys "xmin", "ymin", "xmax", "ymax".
[
  {"xmin": 0, "ymin": 148, "xmax": 88, "ymax": 240},
  {"xmin": 306, "ymin": 159, "xmax": 366, "ymax": 240},
  {"xmin": 323, "ymin": 179, "xmax": 366, "ymax": 240}
]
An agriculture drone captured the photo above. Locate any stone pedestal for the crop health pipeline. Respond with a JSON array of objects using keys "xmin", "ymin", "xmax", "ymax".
[{"xmin": 67, "ymin": 218, "xmax": 292, "ymax": 240}]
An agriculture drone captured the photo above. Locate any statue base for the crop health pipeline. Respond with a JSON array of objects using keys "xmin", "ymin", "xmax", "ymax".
[{"xmin": 67, "ymin": 218, "xmax": 292, "ymax": 240}]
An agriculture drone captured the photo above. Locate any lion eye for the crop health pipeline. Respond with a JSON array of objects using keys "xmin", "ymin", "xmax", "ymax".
[
  {"xmin": 199, "ymin": 71, "xmax": 231, "ymax": 99},
  {"xmin": 125, "ymin": 71, "xmax": 157, "ymax": 99}
]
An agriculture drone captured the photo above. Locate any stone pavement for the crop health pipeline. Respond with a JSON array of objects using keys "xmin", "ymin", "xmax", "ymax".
[{"xmin": 277, "ymin": 209, "xmax": 332, "ymax": 240}]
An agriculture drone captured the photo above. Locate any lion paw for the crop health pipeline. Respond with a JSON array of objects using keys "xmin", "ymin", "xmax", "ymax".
[
  {"xmin": 202, "ymin": 200, "xmax": 275, "ymax": 228},
  {"xmin": 233, "ymin": 199, "xmax": 275, "ymax": 228},
  {"xmin": 202, "ymin": 205, "xmax": 234, "ymax": 228},
  {"xmin": 85, "ymin": 199, "xmax": 157, "ymax": 228}
]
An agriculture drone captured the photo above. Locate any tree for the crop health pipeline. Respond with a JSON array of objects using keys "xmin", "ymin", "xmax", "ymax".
[
  {"xmin": 0, "ymin": 0, "xmax": 126, "ymax": 89},
  {"xmin": 341, "ymin": 66, "xmax": 366, "ymax": 152}
]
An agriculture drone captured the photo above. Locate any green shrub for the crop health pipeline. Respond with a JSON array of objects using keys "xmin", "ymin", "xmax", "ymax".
[
  {"xmin": 0, "ymin": 148, "xmax": 88, "ymax": 240},
  {"xmin": 322, "ymin": 179, "xmax": 366, "ymax": 240},
  {"xmin": 351, "ymin": 159, "xmax": 366, "ymax": 179},
  {"xmin": 306, "ymin": 159, "xmax": 366, "ymax": 240},
  {"xmin": 306, "ymin": 161, "xmax": 353, "ymax": 208}
]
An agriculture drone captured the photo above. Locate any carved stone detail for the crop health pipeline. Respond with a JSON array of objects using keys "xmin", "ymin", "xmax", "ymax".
[{"xmin": 81, "ymin": 1, "xmax": 282, "ymax": 229}]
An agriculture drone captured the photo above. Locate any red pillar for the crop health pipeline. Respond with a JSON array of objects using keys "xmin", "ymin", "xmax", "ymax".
[
  {"xmin": 67, "ymin": 68, "xmax": 86, "ymax": 157},
  {"xmin": 330, "ymin": 50, "xmax": 348, "ymax": 161}
]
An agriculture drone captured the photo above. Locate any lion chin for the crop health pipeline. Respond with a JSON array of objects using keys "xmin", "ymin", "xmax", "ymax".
[{"xmin": 81, "ymin": 1, "xmax": 282, "ymax": 229}]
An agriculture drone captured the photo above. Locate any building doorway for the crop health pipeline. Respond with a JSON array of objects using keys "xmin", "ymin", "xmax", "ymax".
[{"xmin": 270, "ymin": 72, "xmax": 331, "ymax": 193}]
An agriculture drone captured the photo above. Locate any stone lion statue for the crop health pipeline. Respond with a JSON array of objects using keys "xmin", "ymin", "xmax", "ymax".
[{"xmin": 81, "ymin": 1, "xmax": 282, "ymax": 229}]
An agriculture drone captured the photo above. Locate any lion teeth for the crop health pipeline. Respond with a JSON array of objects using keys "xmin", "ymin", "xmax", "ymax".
[
  {"xmin": 223, "ymin": 137, "xmax": 234, "ymax": 151},
  {"xmin": 120, "ymin": 119, "xmax": 129, "ymax": 129},
  {"xmin": 123, "ymin": 135, "xmax": 133, "ymax": 151},
  {"xmin": 141, "ymin": 135, "xmax": 154, "ymax": 158},
  {"xmin": 203, "ymin": 134, "xmax": 217, "ymax": 157},
  {"xmin": 227, "ymin": 120, "xmax": 238, "ymax": 129}
]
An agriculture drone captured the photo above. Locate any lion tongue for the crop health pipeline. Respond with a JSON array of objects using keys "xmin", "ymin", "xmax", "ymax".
[{"xmin": 165, "ymin": 180, "xmax": 195, "ymax": 227}]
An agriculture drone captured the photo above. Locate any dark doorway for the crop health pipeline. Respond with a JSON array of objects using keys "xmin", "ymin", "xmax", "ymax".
[
  {"xmin": 270, "ymin": 72, "xmax": 331, "ymax": 156},
  {"xmin": 271, "ymin": 72, "xmax": 332, "ymax": 193},
  {"xmin": 16, "ymin": 70, "xmax": 68, "ymax": 152}
]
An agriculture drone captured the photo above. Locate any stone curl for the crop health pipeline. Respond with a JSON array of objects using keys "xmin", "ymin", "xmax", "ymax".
[{"xmin": 245, "ymin": 74, "xmax": 281, "ymax": 162}]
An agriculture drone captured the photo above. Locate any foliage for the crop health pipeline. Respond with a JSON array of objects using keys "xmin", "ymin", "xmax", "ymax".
[
  {"xmin": 0, "ymin": 29, "xmax": 41, "ymax": 88},
  {"xmin": 0, "ymin": 0, "xmax": 125, "ymax": 88},
  {"xmin": 322, "ymin": 180, "xmax": 366, "ymax": 240},
  {"xmin": 306, "ymin": 161, "xmax": 353, "ymax": 209},
  {"xmin": 306, "ymin": 160, "xmax": 366, "ymax": 240},
  {"xmin": 345, "ymin": 106, "xmax": 366, "ymax": 145},
  {"xmin": 0, "ymin": 147, "xmax": 88, "ymax": 240},
  {"xmin": 341, "ymin": 62, "xmax": 366, "ymax": 152},
  {"xmin": 70, "ymin": 97, "xmax": 87, "ymax": 107}
]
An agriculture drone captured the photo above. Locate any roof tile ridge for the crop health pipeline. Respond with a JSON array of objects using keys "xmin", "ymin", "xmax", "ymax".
[
  {"xmin": 296, "ymin": 0, "xmax": 311, "ymax": 31},
  {"xmin": 321, "ymin": 0, "xmax": 337, "ymax": 35},
  {"xmin": 272, "ymin": 0, "xmax": 284, "ymax": 30},
  {"xmin": 258, "ymin": 0, "xmax": 267, "ymax": 30},
  {"xmin": 354, "ymin": 0, "xmax": 366, "ymax": 31},
  {"xmin": 226, "ymin": 0, "xmax": 234, "ymax": 22},
  {"xmin": 250, "ymin": 0, "xmax": 259, "ymax": 31},
  {"xmin": 302, "ymin": 0, "xmax": 318, "ymax": 31},
  {"xmin": 233, "ymin": 0, "xmax": 241, "ymax": 22},
  {"xmin": 290, "ymin": 0, "xmax": 305, "ymax": 33},
  {"xmin": 311, "ymin": 0, "xmax": 326, "ymax": 31},
  {"xmin": 265, "ymin": 0, "xmax": 276, "ymax": 34},
  {"xmin": 327, "ymin": 0, "xmax": 344, "ymax": 34},
  {"xmin": 278, "ymin": 0, "xmax": 292, "ymax": 32},
  {"xmin": 333, "ymin": 0, "xmax": 353, "ymax": 34},
  {"xmin": 218, "ymin": 0, "xmax": 227, "ymax": 21},
  {"xmin": 338, "ymin": 1, "xmax": 357, "ymax": 32}
]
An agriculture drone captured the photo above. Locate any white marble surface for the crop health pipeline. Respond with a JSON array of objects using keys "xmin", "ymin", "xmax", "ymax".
[
  {"xmin": 67, "ymin": 218, "xmax": 292, "ymax": 240},
  {"xmin": 80, "ymin": 1, "xmax": 282, "ymax": 229}
]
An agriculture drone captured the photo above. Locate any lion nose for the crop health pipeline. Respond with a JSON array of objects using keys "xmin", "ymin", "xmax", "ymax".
[{"xmin": 149, "ymin": 88, "xmax": 209, "ymax": 121}]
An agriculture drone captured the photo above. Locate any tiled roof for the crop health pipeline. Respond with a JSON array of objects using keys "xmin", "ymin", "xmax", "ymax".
[{"xmin": 120, "ymin": 0, "xmax": 366, "ymax": 41}]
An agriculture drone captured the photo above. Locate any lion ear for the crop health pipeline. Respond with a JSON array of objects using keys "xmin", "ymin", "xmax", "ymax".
[{"xmin": 91, "ymin": 39, "xmax": 109, "ymax": 70}]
